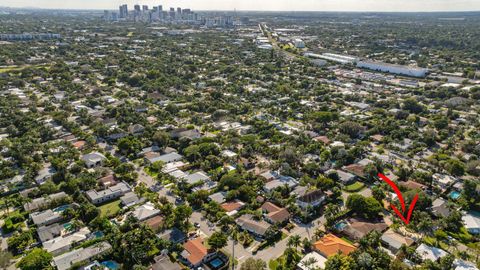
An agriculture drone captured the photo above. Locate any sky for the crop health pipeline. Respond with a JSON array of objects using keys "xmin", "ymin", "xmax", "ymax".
[{"xmin": 1, "ymin": 0, "xmax": 480, "ymax": 12}]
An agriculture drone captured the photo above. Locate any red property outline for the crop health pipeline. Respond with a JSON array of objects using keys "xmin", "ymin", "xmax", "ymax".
[{"xmin": 378, "ymin": 173, "xmax": 419, "ymax": 225}]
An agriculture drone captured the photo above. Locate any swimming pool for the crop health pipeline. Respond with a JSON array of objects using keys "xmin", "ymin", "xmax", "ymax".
[
  {"xmin": 54, "ymin": 205, "xmax": 70, "ymax": 213},
  {"xmin": 101, "ymin": 261, "xmax": 120, "ymax": 270},
  {"xmin": 334, "ymin": 221, "xmax": 348, "ymax": 231},
  {"xmin": 93, "ymin": 231, "xmax": 104, "ymax": 238},
  {"xmin": 449, "ymin": 191, "xmax": 461, "ymax": 200},
  {"xmin": 210, "ymin": 258, "xmax": 223, "ymax": 268},
  {"xmin": 63, "ymin": 222, "xmax": 72, "ymax": 231}
]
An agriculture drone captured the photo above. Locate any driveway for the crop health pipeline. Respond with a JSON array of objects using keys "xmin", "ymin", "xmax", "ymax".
[
  {"xmin": 136, "ymin": 166, "xmax": 156, "ymax": 188},
  {"xmin": 190, "ymin": 211, "xmax": 216, "ymax": 237},
  {"xmin": 157, "ymin": 187, "xmax": 176, "ymax": 204}
]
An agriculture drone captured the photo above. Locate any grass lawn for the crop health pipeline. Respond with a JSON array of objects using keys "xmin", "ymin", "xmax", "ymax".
[
  {"xmin": 423, "ymin": 236, "xmax": 449, "ymax": 251},
  {"xmin": 344, "ymin": 181, "xmax": 365, "ymax": 192},
  {"xmin": 0, "ymin": 66, "xmax": 23, "ymax": 73},
  {"xmin": 98, "ymin": 200, "xmax": 121, "ymax": 218},
  {"xmin": 269, "ymin": 259, "xmax": 280, "ymax": 270},
  {"xmin": 0, "ymin": 64, "xmax": 50, "ymax": 73},
  {"xmin": 144, "ymin": 167, "xmax": 159, "ymax": 178},
  {"xmin": 341, "ymin": 236, "xmax": 354, "ymax": 245},
  {"xmin": 448, "ymin": 227, "xmax": 473, "ymax": 244}
]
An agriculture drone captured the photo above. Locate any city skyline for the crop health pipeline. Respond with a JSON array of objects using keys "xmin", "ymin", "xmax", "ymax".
[{"xmin": 1, "ymin": 0, "xmax": 480, "ymax": 12}]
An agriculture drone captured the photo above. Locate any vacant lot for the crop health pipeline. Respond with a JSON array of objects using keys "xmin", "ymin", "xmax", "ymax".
[{"xmin": 98, "ymin": 200, "xmax": 121, "ymax": 218}]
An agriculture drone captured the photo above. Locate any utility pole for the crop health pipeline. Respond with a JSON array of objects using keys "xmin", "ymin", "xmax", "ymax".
[
  {"xmin": 231, "ymin": 228, "xmax": 237, "ymax": 270},
  {"xmin": 232, "ymin": 237, "xmax": 235, "ymax": 270}
]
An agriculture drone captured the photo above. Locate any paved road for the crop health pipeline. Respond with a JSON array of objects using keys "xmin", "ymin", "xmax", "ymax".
[
  {"xmin": 260, "ymin": 23, "xmax": 300, "ymax": 62},
  {"xmin": 0, "ymin": 222, "xmax": 9, "ymax": 251}
]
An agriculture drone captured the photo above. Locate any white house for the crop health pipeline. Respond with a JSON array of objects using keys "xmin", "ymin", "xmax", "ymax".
[
  {"xmin": 297, "ymin": 252, "xmax": 327, "ymax": 270},
  {"xmin": 30, "ymin": 210, "xmax": 63, "ymax": 226},
  {"xmin": 146, "ymin": 152, "xmax": 183, "ymax": 164},
  {"xmin": 43, "ymin": 227, "xmax": 91, "ymax": 255},
  {"xmin": 453, "ymin": 259, "xmax": 479, "ymax": 270},
  {"xmin": 82, "ymin": 152, "xmax": 106, "ymax": 168},
  {"xmin": 295, "ymin": 188, "xmax": 326, "ymax": 210},
  {"xmin": 462, "ymin": 212, "xmax": 480, "ymax": 235},
  {"xmin": 53, "ymin": 242, "xmax": 112, "ymax": 270},
  {"xmin": 432, "ymin": 173, "xmax": 457, "ymax": 190},
  {"xmin": 86, "ymin": 182, "xmax": 131, "ymax": 205},
  {"xmin": 415, "ymin": 244, "xmax": 448, "ymax": 262},
  {"xmin": 130, "ymin": 202, "xmax": 161, "ymax": 221}
]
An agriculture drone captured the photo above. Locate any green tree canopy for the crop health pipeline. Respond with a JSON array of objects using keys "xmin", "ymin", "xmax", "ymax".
[{"xmin": 17, "ymin": 248, "xmax": 53, "ymax": 270}]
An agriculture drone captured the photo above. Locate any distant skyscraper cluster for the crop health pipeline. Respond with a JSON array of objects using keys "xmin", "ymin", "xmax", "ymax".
[{"xmin": 103, "ymin": 3, "xmax": 235, "ymax": 28}]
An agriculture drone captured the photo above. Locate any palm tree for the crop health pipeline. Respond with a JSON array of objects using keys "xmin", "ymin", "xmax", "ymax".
[
  {"xmin": 303, "ymin": 257, "xmax": 318, "ymax": 270},
  {"xmin": 313, "ymin": 228, "xmax": 325, "ymax": 240},
  {"xmin": 288, "ymin": 234, "xmax": 301, "ymax": 249},
  {"xmin": 302, "ymin": 237, "xmax": 312, "ymax": 252},
  {"xmin": 417, "ymin": 213, "xmax": 433, "ymax": 238}
]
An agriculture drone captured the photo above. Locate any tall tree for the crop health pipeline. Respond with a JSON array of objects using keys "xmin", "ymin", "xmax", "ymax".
[
  {"xmin": 208, "ymin": 231, "xmax": 228, "ymax": 251},
  {"xmin": 16, "ymin": 248, "xmax": 53, "ymax": 270},
  {"xmin": 240, "ymin": 258, "xmax": 266, "ymax": 270}
]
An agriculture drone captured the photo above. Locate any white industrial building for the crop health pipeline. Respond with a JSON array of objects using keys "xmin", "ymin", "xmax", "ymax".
[
  {"xmin": 294, "ymin": 38, "xmax": 305, "ymax": 48},
  {"xmin": 356, "ymin": 60, "xmax": 428, "ymax": 77},
  {"xmin": 305, "ymin": 53, "xmax": 358, "ymax": 64}
]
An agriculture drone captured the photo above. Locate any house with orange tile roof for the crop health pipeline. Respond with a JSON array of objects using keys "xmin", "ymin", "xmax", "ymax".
[
  {"xmin": 72, "ymin": 140, "xmax": 86, "ymax": 150},
  {"xmin": 180, "ymin": 237, "xmax": 213, "ymax": 268},
  {"xmin": 313, "ymin": 233, "xmax": 357, "ymax": 257},
  {"xmin": 220, "ymin": 200, "xmax": 245, "ymax": 216}
]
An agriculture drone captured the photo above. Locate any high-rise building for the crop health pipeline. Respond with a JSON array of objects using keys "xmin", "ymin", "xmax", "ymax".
[
  {"xmin": 119, "ymin": 4, "xmax": 128, "ymax": 18},
  {"xmin": 104, "ymin": 10, "xmax": 110, "ymax": 22},
  {"xmin": 114, "ymin": 3, "xmax": 200, "ymax": 23}
]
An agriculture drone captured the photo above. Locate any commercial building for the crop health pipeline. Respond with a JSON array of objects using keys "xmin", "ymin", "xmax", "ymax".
[
  {"xmin": 356, "ymin": 60, "xmax": 428, "ymax": 78},
  {"xmin": 294, "ymin": 38, "xmax": 305, "ymax": 48},
  {"xmin": 305, "ymin": 53, "xmax": 358, "ymax": 64}
]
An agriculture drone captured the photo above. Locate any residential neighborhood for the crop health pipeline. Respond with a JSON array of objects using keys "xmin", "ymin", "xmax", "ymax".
[{"xmin": 0, "ymin": 2, "xmax": 480, "ymax": 270}]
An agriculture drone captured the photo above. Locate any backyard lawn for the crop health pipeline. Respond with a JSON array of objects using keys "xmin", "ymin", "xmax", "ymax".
[
  {"xmin": 98, "ymin": 200, "xmax": 121, "ymax": 218},
  {"xmin": 344, "ymin": 181, "xmax": 365, "ymax": 192}
]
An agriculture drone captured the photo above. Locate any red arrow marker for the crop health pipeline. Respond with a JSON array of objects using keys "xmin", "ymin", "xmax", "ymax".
[{"xmin": 378, "ymin": 173, "xmax": 418, "ymax": 225}]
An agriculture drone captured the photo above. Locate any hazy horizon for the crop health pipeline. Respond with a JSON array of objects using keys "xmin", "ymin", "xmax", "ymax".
[{"xmin": 1, "ymin": 0, "xmax": 480, "ymax": 12}]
